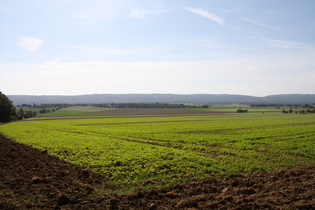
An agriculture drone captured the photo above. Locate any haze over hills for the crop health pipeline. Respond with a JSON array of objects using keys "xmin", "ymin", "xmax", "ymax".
[{"xmin": 7, "ymin": 94, "xmax": 315, "ymax": 106}]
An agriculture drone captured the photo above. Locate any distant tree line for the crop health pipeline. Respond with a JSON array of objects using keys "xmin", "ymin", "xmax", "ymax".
[
  {"xmin": 282, "ymin": 109, "xmax": 315, "ymax": 114},
  {"xmin": 16, "ymin": 103, "xmax": 209, "ymax": 109},
  {"xmin": 16, "ymin": 108, "xmax": 37, "ymax": 120},
  {"xmin": 250, "ymin": 104, "xmax": 269, "ymax": 107},
  {"xmin": 17, "ymin": 103, "xmax": 70, "ymax": 109},
  {"xmin": 39, "ymin": 107, "xmax": 62, "ymax": 114},
  {"xmin": 14, "ymin": 103, "xmax": 71, "ymax": 119},
  {"xmin": 94, "ymin": 103, "xmax": 209, "ymax": 109},
  {"xmin": 16, "ymin": 103, "xmax": 71, "ymax": 115},
  {"xmin": 250, "ymin": 103, "xmax": 315, "ymax": 109}
]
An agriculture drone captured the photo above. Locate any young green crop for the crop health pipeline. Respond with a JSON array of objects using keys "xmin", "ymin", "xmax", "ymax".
[{"xmin": 1, "ymin": 108, "xmax": 315, "ymax": 193}]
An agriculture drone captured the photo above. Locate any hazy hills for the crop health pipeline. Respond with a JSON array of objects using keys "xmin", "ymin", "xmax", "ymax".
[{"xmin": 7, "ymin": 94, "xmax": 315, "ymax": 106}]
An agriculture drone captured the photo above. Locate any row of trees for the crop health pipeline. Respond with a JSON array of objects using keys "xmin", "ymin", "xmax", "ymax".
[
  {"xmin": 16, "ymin": 102, "xmax": 210, "ymax": 109},
  {"xmin": 95, "ymin": 103, "xmax": 209, "ymax": 109},
  {"xmin": 16, "ymin": 108, "xmax": 37, "ymax": 120},
  {"xmin": 282, "ymin": 109, "xmax": 315, "ymax": 114},
  {"xmin": 250, "ymin": 103, "xmax": 314, "ymax": 109},
  {"xmin": 39, "ymin": 107, "xmax": 62, "ymax": 114}
]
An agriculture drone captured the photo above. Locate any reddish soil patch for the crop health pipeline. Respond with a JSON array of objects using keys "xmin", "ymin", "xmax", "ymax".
[{"xmin": 1, "ymin": 134, "xmax": 315, "ymax": 209}]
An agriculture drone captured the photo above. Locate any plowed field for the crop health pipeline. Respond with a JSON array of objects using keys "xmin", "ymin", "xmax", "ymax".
[{"xmin": 1, "ymin": 134, "xmax": 315, "ymax": 209}]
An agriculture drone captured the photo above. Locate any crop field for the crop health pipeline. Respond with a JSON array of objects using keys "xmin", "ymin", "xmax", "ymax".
[{"xmin": 1, "ymin": 106, "xmax": 315, "ymax": 193}]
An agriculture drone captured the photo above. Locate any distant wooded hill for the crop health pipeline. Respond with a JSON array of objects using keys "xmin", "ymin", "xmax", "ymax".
[{"xmin": 7, "ymin": 94, "xmax": 315, "ymax": 106}]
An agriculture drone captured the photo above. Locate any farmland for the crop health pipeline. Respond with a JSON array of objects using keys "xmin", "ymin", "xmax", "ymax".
[{"xmin": 1, "ymin": 106, "xmax": 315, "ymax": 194}]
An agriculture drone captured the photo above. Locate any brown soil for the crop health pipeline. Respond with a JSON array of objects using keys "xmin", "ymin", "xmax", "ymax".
[{"xmin": 1, "ymin": 134, "xmax": 315, "ymax": 209}]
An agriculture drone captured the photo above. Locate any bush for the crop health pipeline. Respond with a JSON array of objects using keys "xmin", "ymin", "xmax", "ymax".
[{"xmin": 236, "ymin": 109, "xmax": 248, "ymax": 113}]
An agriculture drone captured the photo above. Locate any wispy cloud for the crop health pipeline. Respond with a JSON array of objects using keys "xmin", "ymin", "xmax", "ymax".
[
  {"xmin": 44, "ymin": 57, "xmax": 64, "ymax": 65},
  {"xmin": 184, "ymin": 7, "xmax": 225, "ymax": 25},
  {"xmin": 17, "ymin": 37, "xmax": 44, "ymax": 51},
  {"xmin": 242, "ymin": 17, "xmax": 279, "ymax": 30},
  {"xmin": 263, "ymin": 38, "xmax": 312, "ymax": 49},
  {"xmin": 60, "ymin": 44, "xmax": 135, "ymax": 54},
  {"xmin": 129, "ymin": 9, "xmax": 166, "ymax": 18}
]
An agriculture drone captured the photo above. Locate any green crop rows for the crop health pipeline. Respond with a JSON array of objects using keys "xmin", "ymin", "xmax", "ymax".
[{"xmin": 1, "ymin": 107, "xmax": 315, "ymax": 193}]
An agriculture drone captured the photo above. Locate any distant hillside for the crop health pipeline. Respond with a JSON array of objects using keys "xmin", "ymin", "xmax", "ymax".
[{"xmin": 7, "ymin": 94, "xmax": 315, "ymax": 106}]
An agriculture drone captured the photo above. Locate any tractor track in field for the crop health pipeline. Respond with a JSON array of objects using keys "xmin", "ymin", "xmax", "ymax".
[{"xmin": 1, "ymin": 134, "xmax": 315, "ymax": 209}]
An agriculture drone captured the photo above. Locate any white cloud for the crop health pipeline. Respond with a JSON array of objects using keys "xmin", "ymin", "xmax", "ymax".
[
  {"xmin": 241, "ymin": 17, "xmax": 279, "ymax": 30},
  {"xmin": 62, "ymin": 44, "xmax": 135, "ymax": 54},
  {"xmin": 17, "ymin": 37, "xmax": 44, "ymax": 51},
  {"xmin": 184, "ymin": 7, "xmax": 225, "ymax": 25},
  {"xmin": 44, "ymin": 57, "xmax": 64, "ymax": 65},
  {"xmin": 262, "ymin": 38, "xmax": 312, "ymax": 49}
]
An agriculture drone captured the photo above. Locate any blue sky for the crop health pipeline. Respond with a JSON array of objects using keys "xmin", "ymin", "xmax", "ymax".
[{"xmin": 1, "ymin": 0, "xmax": 315, "ymax": 96}]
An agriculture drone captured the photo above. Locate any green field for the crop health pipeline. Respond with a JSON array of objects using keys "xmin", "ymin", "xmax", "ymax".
[{"xmin": 1, "ymin": 106, "xmax": 315, "ymax": 193}]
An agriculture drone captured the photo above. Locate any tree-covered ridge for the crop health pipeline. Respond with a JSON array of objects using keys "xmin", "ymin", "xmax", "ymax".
[{"xmin": 8, "ymin": 94, "xmax": 315, "ymax": 106}]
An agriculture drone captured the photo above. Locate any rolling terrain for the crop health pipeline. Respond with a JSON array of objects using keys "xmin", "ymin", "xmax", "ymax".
[
  {"xmin": 1, "ymin": 134, "xmax": 315, "ymax": 209},
  {"xmin": 1, "ymin": 106, "xmax": 315, "ymax": 209}
]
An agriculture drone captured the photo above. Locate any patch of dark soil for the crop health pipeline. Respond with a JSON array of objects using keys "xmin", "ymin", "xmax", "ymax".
[
  {"xmin": 0, "ymin": 134, "xmax": 107, "ymax": 209},
  {"xmin": 116, "ymin": 166, "xmax": 315, "ymax": 209},
  {"xmin": 1, "ymin": 134, "xmax": 315, "ymax": 209}
]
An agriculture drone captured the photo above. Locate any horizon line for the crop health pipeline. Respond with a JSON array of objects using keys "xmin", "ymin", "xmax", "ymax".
[{"xmin": 6, "ymin": 93, "xmax": 313, "ymax": 97}]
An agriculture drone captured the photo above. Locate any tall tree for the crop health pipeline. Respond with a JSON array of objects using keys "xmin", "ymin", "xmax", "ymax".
[{"xmin": 0, "ymin": 91, "xmax": 16, "ymax": 123}]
